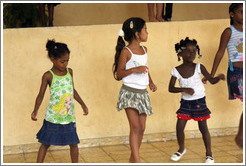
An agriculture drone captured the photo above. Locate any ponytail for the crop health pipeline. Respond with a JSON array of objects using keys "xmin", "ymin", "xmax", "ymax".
[
  {"xmin": 113, "ymin": 17, "xmax": 145, "ymax": 80},
  {"xmin": 113, "ymin": 36, "xmax": 125, "ymax": 80}
]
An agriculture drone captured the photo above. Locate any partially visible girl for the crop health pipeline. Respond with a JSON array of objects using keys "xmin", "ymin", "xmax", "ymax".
[{"xmin": 203, "ymin": 3, "xmax": 243, "ymax": 148}]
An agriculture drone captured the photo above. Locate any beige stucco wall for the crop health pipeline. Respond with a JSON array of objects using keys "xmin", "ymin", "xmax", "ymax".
[
  {"xmin": 53, "ymin": 3, "xmax": 230, "ymax": 26},
  {"xmin": 3, "ymin": 19, "xmax": 242, "ymax": 146}
]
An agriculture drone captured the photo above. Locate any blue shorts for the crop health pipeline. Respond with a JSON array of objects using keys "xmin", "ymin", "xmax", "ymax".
[
  {"xmin": 176, "ymin": 97, "xmax": 211, "ymax": 121},
  {"xmin": 227, "ymin": 66, "xmax": 243, "ymax": 102},
  {"xmin": 36, "ymin": 120, "xmax": 80, "ymax": 146}
]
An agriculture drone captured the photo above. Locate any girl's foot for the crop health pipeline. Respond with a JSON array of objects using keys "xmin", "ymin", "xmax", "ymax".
[
  {"xmin": 129, "ymin": 156, "xmax": 141, "ymax": 163},
  {"xmin": 171, "ymin": 148, "xmax": 186, "ymax": 161},
  {"xmin": 149, "ymin": 16, "xmax": 158, "ymax": 22},
  {"xmin": 129, "ymin": 159, "xmax": 141, "ymax": 163},
  {"xmin": 235, "ymin": 135, "xmax": 243, "ymax": 148},
  {"xmin": 205, "ymin": 155, "xmax": 214, "ymax": 163},
  {"xmin": 156, "ymin": 16, "xmax": 165, "ymax": 22},
  {"xmin": 129, "ymin": 158, "xmax": 134, "ymax": 163}
]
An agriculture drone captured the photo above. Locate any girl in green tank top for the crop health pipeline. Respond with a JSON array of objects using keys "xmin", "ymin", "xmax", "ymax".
[
  {"xmin": 31, "ymin": 39, "xmax": 88, "ymax": 163},
  {"xmin": 46, "ymin": 68, "xmax": 75, "ymax": 124}
]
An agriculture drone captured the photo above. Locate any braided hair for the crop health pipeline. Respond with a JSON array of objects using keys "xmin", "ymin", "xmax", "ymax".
[{"xmin": 174, "ymin": 37, "xmax": 201, "ymax": 61}]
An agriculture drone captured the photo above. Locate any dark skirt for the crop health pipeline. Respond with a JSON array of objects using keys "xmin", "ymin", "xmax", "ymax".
[
  {"xmin": 36, "ymin": 120, "xmax": 80, "ymax": 146},
  {"xmin": 227, "ymin": 66, "xmax": 243, "ymax": 102},
  {"xmin": 176, "ymin": 97, "xmax": 211, "ymax": 121}
]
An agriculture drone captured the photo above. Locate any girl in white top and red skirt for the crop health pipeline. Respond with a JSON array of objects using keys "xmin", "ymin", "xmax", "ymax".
[{"xmin": 168, "ymin": 37, "xmax": 225, "ymax": 163}]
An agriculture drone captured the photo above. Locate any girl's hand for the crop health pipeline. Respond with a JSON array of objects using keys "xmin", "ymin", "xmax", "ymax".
[
  {"xmin": 183, "ymin": 88, "xmax": 194, "ymax": 95},
  {"xmin": 82, "ymin": 105, "xmax": 88, "ymax": 116},
  {"xmin": 31, "ymin": 111, "xmax": 37, "ymax": 121},
  {"xmin": 217, "ymin": 73, "xmax": 225, "ymax": 80},
  {"xmin": 134, "ymin": 66, "xmax": 148, "ymax": 74},
  {"xmin": 202, "ymin": 77, "xmax": 207, "ymax": 84},
  {"xmin": 149, "ymin": 82, "xmax": 157, "ymax": 92}
]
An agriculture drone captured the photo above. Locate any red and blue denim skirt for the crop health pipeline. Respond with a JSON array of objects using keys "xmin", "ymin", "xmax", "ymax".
[
  {"xmin": 36, "ymin": 120, "xmax": 80, "ymax": 146},
  {"xmin": 176, "ymin": 97, "xmax": 211, "ymax": 121},
  {"xmin": 227, "ymin": 66, "xmax": 243, "ymax": 102}
]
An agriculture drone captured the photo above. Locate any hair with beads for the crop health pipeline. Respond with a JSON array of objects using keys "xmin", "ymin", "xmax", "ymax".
[
  {"xmin": 46, "ymin": 39, "xmax": 70, "ymax": 59},
  {"xmin": 174, "ymin": 37, "xmax": 201, "ymax": 61},
  {"xmin": 112, "ymin": 17, "xmax": 146, "ymax": 80}
]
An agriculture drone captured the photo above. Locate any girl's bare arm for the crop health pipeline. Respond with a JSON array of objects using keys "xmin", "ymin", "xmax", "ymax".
[{"xmin": 31, "ymin": 72, "xmax": 51, "ymax": 121}]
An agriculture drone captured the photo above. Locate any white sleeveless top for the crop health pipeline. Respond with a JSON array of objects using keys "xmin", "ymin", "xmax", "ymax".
[
  {"xmin": 122, "ymin": 46, "xmax": 149, "ymax": 89},
  {"xmin": 171, "ymin": 63, "xmax": 205, "ymax": 100},
  {"xmin": 227, "ymin": 25, "xmax": 243, "ymax": 62}
]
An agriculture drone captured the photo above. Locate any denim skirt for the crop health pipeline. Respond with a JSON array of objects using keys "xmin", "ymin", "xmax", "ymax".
[
  {"xmin": 176, "ymin": 97, "xmax": 211, "ymax": 121},
  {"xmin": 227, "ymin": 66, "xmax": 243, "ymax": 102},
  {"xmin": 117, "ymin": 84, "xmax": 153, "ymax": 115},
  {"xmin": 36, "ymin": 119, "xmax": 80, "ymax": 146}
]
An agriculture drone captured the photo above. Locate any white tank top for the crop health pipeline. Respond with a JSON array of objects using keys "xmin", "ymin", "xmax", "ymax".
[
  {"xmin": 171, "ymin": 63, "xmax": 205, "ymax": 100},
  {"xmin": 122, "ymin": 46, "xmax": 149, "ymax": 89}
]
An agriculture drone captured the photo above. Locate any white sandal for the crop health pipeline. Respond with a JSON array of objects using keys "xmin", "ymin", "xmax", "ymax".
[
  {"xmin": 171, "ymin": 148, "xmax": 186, "ymax": 161},
  {"xmin": 205, "ymin": 155, "xmax": 214, "ymax": 163}
]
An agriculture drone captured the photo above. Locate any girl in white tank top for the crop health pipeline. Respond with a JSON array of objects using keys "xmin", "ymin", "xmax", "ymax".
[
  {"xmin": 122, "ymin": 46, "xmax": 149, "ymax": 89},
  {"xmin": 113, "ymin": 17, "xmax": 157, "ymax": 163}
]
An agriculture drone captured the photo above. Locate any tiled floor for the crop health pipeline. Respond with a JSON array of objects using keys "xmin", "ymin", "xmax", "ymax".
[{"xmin": 3, "ymin": 135, "xmax": 243, "ymax": 163}]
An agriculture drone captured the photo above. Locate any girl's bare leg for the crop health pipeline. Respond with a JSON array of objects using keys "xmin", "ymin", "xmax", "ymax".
[
  {"xmin": 147, "ymin": 4, "xmax": 158, "ymax": 22},
  {"xmin": 37, "ymin": 144, "xmax": 50, "ymax": 163},
  {"xmin": 176, "ymin": 119, "xmax": 187, "ymax": 154},
  {"xmin": 126, "ymin": 108, "xmax": 146, "ymax": 163},
  {"xmin": 129, "ymin": 113, "xmax": 147, "ymax": 162},
  {"xmin": 70, "ymin": 144, "xmax": 79, "ymax": 163},
  {"xmin": 235, "ymin": 113, "xmax": 243, "ymax": 148},
  {"xmin": 198, "ymin": 120, "xmax": 212, "ymax": 156},
  {"xmin": 156, "ymin": 3, "xmax": 165, "ymax": 22}
]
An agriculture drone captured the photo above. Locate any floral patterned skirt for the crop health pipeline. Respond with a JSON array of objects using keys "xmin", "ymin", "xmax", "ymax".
[{"xmin": 227, "ymin": 66, "xmax": 243, "ymax": 102}]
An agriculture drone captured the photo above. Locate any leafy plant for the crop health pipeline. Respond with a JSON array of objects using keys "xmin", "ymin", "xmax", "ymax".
[{"xmin": 3, "ymin": 3, "xmax": 42, "ymax": 28}]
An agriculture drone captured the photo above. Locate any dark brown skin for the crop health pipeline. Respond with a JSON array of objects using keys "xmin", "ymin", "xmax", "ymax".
[
  {"xmin": 168, "ymin": 43, "xmax": 225, "ymax": 158},
  {"xmin": 202, "ymin": 5, "xmax": 243, "ymax": 149},
  {"xmin": 31, "ymin": 54, "xmax": 88, "ymax": 121},
  {"xmin": 31, "ymin": 53, "xmax": 88, "ymax": 163},
  {"xmin": 203, "ymin": 4, "xmax": 243, "ymax": 84},
  {"xmin": 169, "ymin": 43, "xmax": 225, "ymax": 95}
]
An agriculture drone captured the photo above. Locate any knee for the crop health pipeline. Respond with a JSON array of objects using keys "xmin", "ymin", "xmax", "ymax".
[
  {"xmin": 69, "ymin": 144, "xmax": 78, "ymax": 149},
  {"xmin": 41, "ymin": 144, "xmax": 50, "ymax": 149},
  {"xmin": 140, "ymin": 125, "xmax": 145, "ymax": 135},
  {"xmin": 176, "ymin": 127, "xmax": 184, "ymax": 134},
  {"xmin": 131, "ymin": 125, "xmax": 144, "ymax": 135},
  {"xmin": 199, "ymin": 126, "xmax": 209, "ymax": 135}
]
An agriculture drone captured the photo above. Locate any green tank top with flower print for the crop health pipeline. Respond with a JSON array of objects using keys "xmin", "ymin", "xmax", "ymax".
[{"xmin": 45, "ymin": 68, "xmax": 75, "ymax": 124}]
